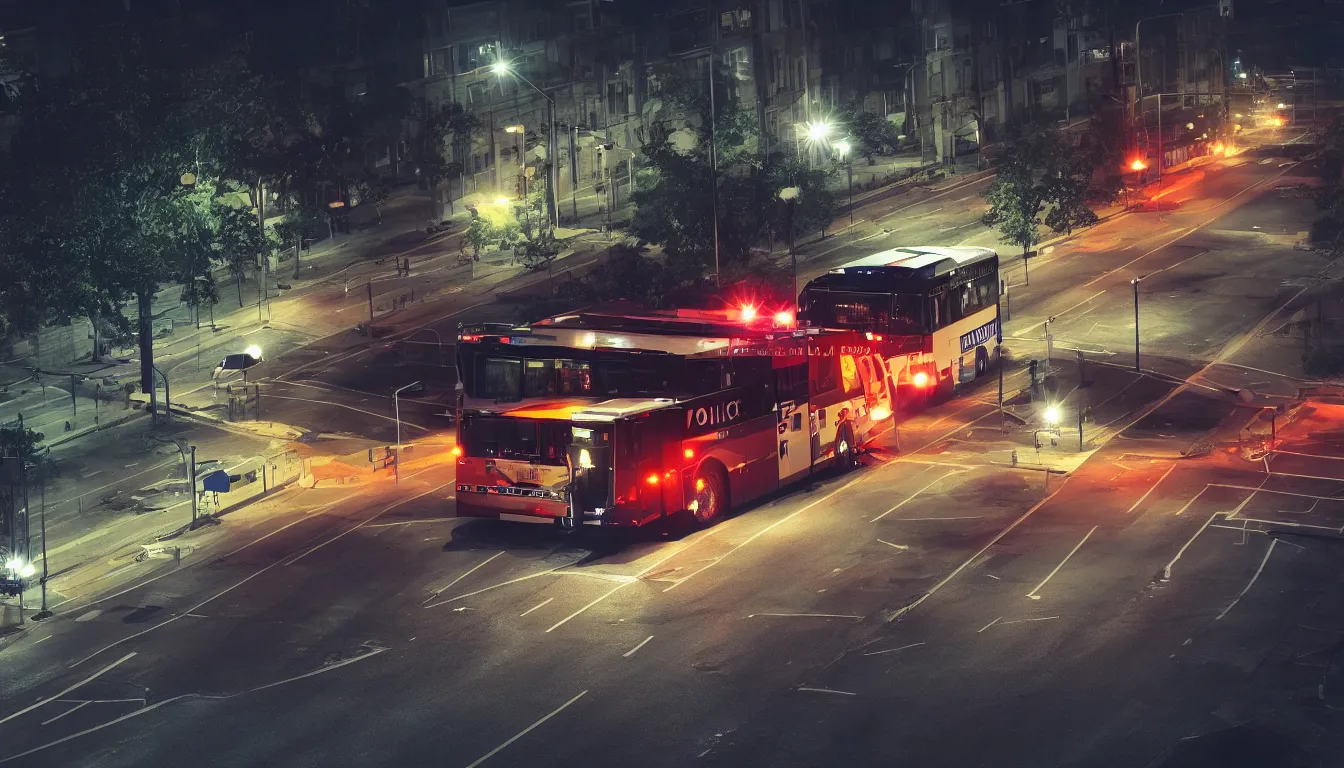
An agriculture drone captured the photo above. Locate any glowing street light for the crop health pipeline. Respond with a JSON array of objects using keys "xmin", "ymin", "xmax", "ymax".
[
  {"xmin": 490, "ymin": 60, "xmax": 511, "ymax": 75},
  {"xmin": 1237, "ymin": 72, "xmax": 1249, "ymax": 79},
  {"xmin": 1044, "ymin": 405, "xmax": 1061, "ymax": 425},
  {"xmin": 494, "ymin": 196, "xmax": 511, "ymax": 207},
  {"xmin": 244, "ymin": 344, "xmax": 263, "ymax": 361},
  {"xmin": 490, "ymin": 60, "xmax": 558, "ymax": 231},
  {"xmin": 1129, "ymin": 158, "xmax": 1147, "ymax": 172},
  {"xmin": 504, "ymin": 124, "xmax": 524, "ymax": 134},
  {"xmin": 806, "ymin": 121, "xmax": 832, "ymax": 142},
  {"xmin": 1277, "ymin": 102, "xmax": 1287, "ymax": 109},
  {"xmin": 833, "ymin": 139, "xmax": 851, "ymax": 157}
]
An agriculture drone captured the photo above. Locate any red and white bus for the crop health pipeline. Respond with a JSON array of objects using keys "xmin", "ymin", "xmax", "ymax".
[
  {"xmin": 453, "ymin": 308, "xmax": 894, "ymax": 527},
  {"xmin": 798, "ymin": 246, "xmax": 1001, "ymax": 404}
]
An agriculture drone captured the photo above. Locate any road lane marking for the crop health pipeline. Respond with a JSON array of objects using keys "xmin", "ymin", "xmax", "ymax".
[
  {"xmin": 748, "ymin": 613, "xmax": 863, "ymax": 620},
  {"xmin": 1026, "ymin": 525, "xmax": 1098, "ymax": 600},
  {"xmin": 1172, "ymin": 487, "xmax": 1207, "ymax": 516},
  {"xmin": 1124, "ymin": 464, "xmax": 1177, "ymax": 515},
  {"xmin": 365, "ymin": 517, "xmax": 457, "ymax": 528},
  {"xmin": 1213, "ymin": 483, "xmax": 1333, "ymax": 502},
  {"xmin": 3, "ymin": 648, "xmax": 388, "ymax": 763},
  {"xmin": 545, "ymin": 583, "xmax": 628, "ymax": 633},
  {"xmin": 998, "ymin": 616, "xmax": 1059, "ymax": 627},
  {"xmin": 897, "ymin": 516, "xmax": 984, "ymax": 521},
  {"xmin": 258, "ymin": 393, "xmax": 430, "ymax": 431},
  {"xmin": 40, "ymin": 701, "xmax": 90, "ymax": 727},
  {"xmin": 623, "ymin": 635, "xmax": 654, "ymax": 658},
  {"xmin": 0, "ymin": 652, "xmax": 136, "ymax": 726},
  {"xmin": 871, "ymin": 470, "xmax": 967, "ymax": 523},
  {"xmin": 1011, "ymin": 290, "xmax": 1107, "ymax": 337},
  {"xmin": 862, "ymin": 641, "xmax": 924, "ymax": 656},
  {"xmin": 662, "ymin": 472, "xmax": 874, "ymax": 592},
  {"xmin": 877, "ymin": 539, "xmax": 909, "ymax": 551},
  {"xmin": 978, "ymin": 616, "xmax": 1002, "ymax": 633},
  {"xmin": 424, "ymin": 567, "xmax": 567, "ymax": 609},
  {"xmin": 1164, "ymin": 511, "xmax": 1222, "ymax": 581},
  {"xmin": 284, "ymin": 481, "xmax": 453, "ymax": 567},
  {"xmin": 888, "ymin": 482, "xmax": 1068, "ymax": 622},
  {"xmin": 462, "ymin": 690, "xmax": 589, "ymax": 768},
  {"xmin": 1215, "ymin": 539, "xmax": 1279, "ymax": 621},
  {"xmin": 425, "ymin": 552, "xmax": 505, "ymax": 601},
  {"xmin": 1269, "ymin": 450, "xmax": 1344, "ymax": 461},
  {"xmin": 798, "ymin": 687, "xmax": 857, "ymax": 696},
  {"xmin": 519, "ymin": 598, "xmax": 553, "ymax": 616}
]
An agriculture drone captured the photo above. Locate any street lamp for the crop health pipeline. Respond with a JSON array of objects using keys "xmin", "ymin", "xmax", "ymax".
[
  {"xmin": 779, "ymin": 186, "xmax": 800, "ymax": 301},
  {"xmin": 393, "ymin": 381, "xmax": 422, "ymax": 484},
  {"xmin": 1043, "ymin": 405, "xmax": 1061, "ymax": 426},
  {"xmin": 834, "ymin": 139, "xmax": 854, "ymax": 234},
  {"xmin": 491, "ymin": 61, "xmax": 558, "ymax": 231},
  {"xmin": 1131, "ymin": 277, "xmax": 1143, "ymax": 372}
]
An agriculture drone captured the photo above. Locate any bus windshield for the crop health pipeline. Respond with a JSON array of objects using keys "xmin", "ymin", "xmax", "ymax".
[
  {"xmin": 459, "ymin": 414, "xmax": 569, "ymax": 465},
  {"xmin": 802, "ymin": 291, "xmax": 926, "ymax": 335}
]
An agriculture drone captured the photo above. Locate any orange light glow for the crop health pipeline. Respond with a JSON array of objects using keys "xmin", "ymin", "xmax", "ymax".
[
  {"xmin": 865, "ymin": 331, "xmax": 884, "ymax": 341},
  {"xmin": 645, "ymin": 473, "xmax": 660, "ymax": 486},
  {"xmin": 451, "ymin": 445, "xmax": 462, "ymax": 458},
  {"xmin": 695, "ymin": 478, "xmax": 706, "ymax": 492},
  {"xmin": 912, "ymin": 370, "xmax": 930, "ymax": 388},
  {"xmin": 1129, "ymin": 158, "xmax": 1147, "ymax": 172},
  {"xmin": 773, "ymin": 310, "xmax": 795, "ymax": 327},
  {"xmin": 1273, "ymin": 117, "xmax": 1284, "ymax": 127},
  {"xmin": 1212, "ymin": 141, "xmax": 1225, "ymax": 155},
  {"xmin": 740, "ymin": 305, "xmax": 758, "ymax": 322},
  {"xmin": 684, "ymin": 448, "xmax": 695, "ymax": 459}
]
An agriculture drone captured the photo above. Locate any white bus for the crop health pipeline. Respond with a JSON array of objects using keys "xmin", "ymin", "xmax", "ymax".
[{"xmin": 798, "ymin": 246, "xmax": 1001, "ymax": 403}]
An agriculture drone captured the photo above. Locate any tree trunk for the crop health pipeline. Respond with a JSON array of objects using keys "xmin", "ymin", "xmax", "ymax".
[
  {"xmin": 137, "ymin": 288, "xmax": 154, "ymax": 396},
  {"xmin": 237, "ymin": 273, "xmax": 244, "ymax": 307},
  {"xmin": 90, "ymin": 313, "xmax": 101, "ymax": 363}
]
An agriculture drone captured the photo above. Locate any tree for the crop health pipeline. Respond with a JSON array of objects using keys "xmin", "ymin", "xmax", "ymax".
[
  {"xmin": 274, "ymin": 204, "xmax": 328, "ymax": 277},
  {"xmin": 418, "ymin": 101, "xmax": 479, "ymax": 218},
  {"xmin": 351, "ymin": 173, "xmax": 391, "ymax": 223},
  {"xmin": 214, "ymin": 203, "xmax": 270, "ymax": 307},
  {"xmin": 983, "ymin": 122, "xmax": 1104, "ymax": 255},
  {"xmin": 631, "ymin": 63, "xmax": 765, "ymax": 270},
  {"xmin": 518, "ymin": 231, "xmax": 563, "ymax": 273},
  {"xmin": 765, "ymin": 155, "xmax": 839, "ymax": 241},
  {"xmin": 464, "ymin": 216, "xmax": 494, "ymax": 261},
  {"xmin": 847, "ymin": 111, "xmax": 901, "ymax": 161}
]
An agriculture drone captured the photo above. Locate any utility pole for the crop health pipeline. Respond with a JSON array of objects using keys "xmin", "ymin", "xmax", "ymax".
[
  {"xmin": 708, "ymin": 44, "xmax": 721, "ymax": 290},
  {"xmin": 189, "ymin": 445, "xmax": 198, "ymax": 527},
  {"xmin": 367, "ymin": 281, "xmax": 374, "ymax": 327},
  {"xmin": 35, "ymin": 463, "xmax": 48, "ymax": 619},
  {"xmin": 1132, "ymin": 277, "xmax": 1142, "ymax": 371},
  {"xmin": 393, "ymin": 382, "xmax": 421, "ymax": 484},
  {"xmin": 257, "ymin": 181, "xmax": 267, "ymax": 324},
  {"xmin": 70, "ymin": 374, "xmax": 77, "ymax": 418}
]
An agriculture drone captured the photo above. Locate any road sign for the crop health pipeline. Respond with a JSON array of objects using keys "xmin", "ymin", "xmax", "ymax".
[{"xmin": 201, "ymin": 469, "xmax": 231, "ymax": 493}]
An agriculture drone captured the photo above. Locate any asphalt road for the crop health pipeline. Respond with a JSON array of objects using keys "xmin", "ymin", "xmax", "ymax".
[{"xmin": 4, "ymin": 139, "xmax": 1343, "ymax": 767}]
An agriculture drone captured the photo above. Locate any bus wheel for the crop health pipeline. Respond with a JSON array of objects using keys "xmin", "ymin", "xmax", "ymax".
[
  {"xmin": 836, "ymin": 424, "xmax": 859, "ymax": 472},
  {"xmin": 691, "ymin": 465, "xmax": 729, "ymax": 525},
  {"xmin": 975, "ymin": 347, "xmax": 989, "ymax": 378}
]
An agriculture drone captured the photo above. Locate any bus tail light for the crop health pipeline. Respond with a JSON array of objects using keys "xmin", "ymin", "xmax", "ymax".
[
  {"xmin": 695, "ymin": 478, "xmax": 706, "ymax": 492},
  {"xmin": 773, "ymin": 310, "xmax": 795, "ymax": 327},
  {"xmin": 912, "ymin": 371, "xmax": 930, "ymax": 388},
  {"xmin": 450, "ymin": 445, "xmax": 462, "ymax": 458},
  {"xmin": 683, "ymin": 448, "xmax": 694, "ymax": 460},
  {"xmin": 579, "ymin": 449, "xmax": 594, "ymax": 469},
  {"xmin": 645, "ymin": 473, "xmax": 660, "ymax": 486},
  {"xmin": 740, "ymin": 304, "xmax": 758, "ymax": 323}
]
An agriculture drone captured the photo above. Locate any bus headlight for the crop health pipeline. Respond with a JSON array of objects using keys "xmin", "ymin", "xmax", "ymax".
[
  {"xmin": 578, "ymin": 449, "xmax": 594, "ymax": 469},
  {"xmin": 912, "ymin": 371, "xmax": 930, "ymax": 388}
]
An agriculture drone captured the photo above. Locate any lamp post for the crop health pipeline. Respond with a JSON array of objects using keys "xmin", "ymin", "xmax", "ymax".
[
  {"xmin": 779, "ymin": 187, "xmax": 801, "ymax": 301},
  {"xmin": 504, "ymin": 124, "xmax": 531, "ymax": 229},
  {"xmin": 1131, "ymin": 277, "xmax": 1143, "ymax": 372},
  {"xmin": 834, "ymin": 139, "xmax": 854, "ymax": 235},
  {"xmin": 393, "ymin": 381, "xmax": 422, "ymax": 484},
  {"xmin": 492, "ymin": 62, "xmax": 558, "ymax": 232},
  {"xmin": 1133, "ymin": 13, "xmax": 1184, "ymax": 177}
]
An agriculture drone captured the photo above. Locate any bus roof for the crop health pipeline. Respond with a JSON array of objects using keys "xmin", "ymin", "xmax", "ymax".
[
  {"xmin": 461, "ymin": 308, "xmax": 817, "ymax": 358},
  {"xmin": 830, "ymin": 246, "xmax": 997, "ymax": 277},
  {"xmin": 571, "ymin": 398, "xmax": 678, "ymax": 422}
]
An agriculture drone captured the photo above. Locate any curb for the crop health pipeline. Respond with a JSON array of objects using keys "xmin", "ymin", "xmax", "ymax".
[{"xmin": 42, "ymin": 410, "xmax": 147, "ymax": 449}]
